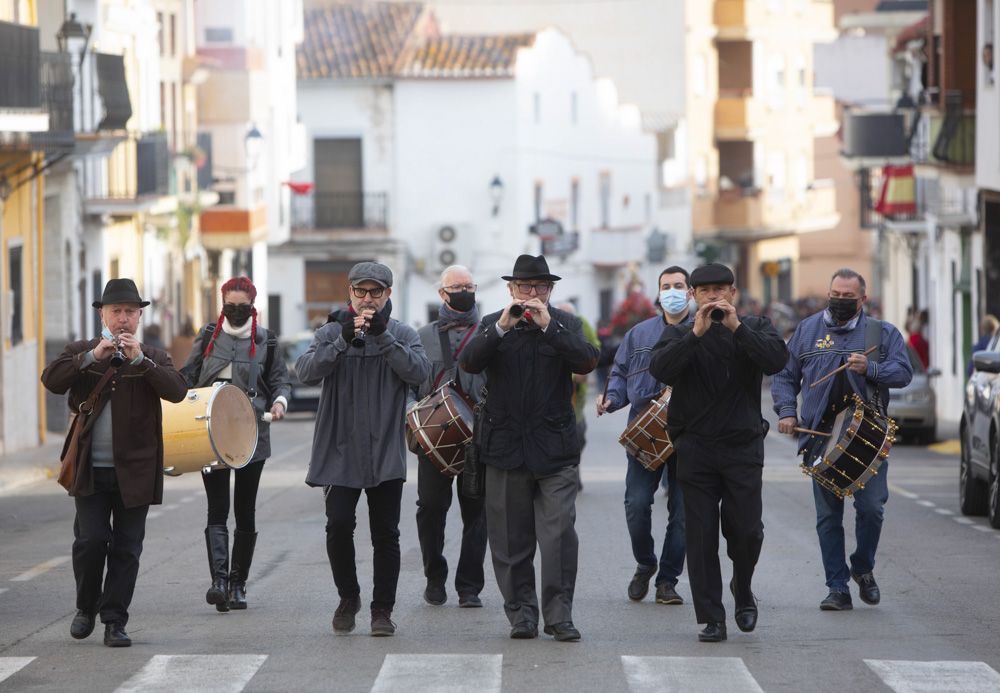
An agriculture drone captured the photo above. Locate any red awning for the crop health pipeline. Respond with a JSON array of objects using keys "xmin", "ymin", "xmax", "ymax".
[{"xmin": 895, "ymin": 15, "xmax": 929, "ymax": 52}]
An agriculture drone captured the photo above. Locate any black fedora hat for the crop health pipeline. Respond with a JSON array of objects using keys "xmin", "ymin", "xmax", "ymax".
[
  {"xmin": 92, "ymin": 278, "xmax": 150, "ymax": 308},
  {"xmin": 501, "ymin": 254, "xmax": 561, "ymax": 282}
]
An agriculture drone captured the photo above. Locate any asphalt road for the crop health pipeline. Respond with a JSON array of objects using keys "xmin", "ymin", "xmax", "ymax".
[{"xmin": 1, "ymin": 393, "xmax": 999, "ymax": 692}]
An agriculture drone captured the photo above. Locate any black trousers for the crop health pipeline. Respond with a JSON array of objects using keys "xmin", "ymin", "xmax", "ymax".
[
  {"xmin": 202, "ymin": 460, "xmax": 265, "ymax": 530},
  {"xmin": 72, "ymin": 467, "xmax": 149, "ymax": 626},
  {"xmin": 675, "ymin": 436, "xmax": 764, "ymax": 624},
  {"xmin": 324, "ymin": 479, "xmax": 403, "ymax": 611},
  {"xmin": 415, "ymin": 454, "xmax": 487, "ymax": 596}
]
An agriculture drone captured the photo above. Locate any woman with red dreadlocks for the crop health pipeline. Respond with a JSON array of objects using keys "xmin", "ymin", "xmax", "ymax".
[{"xmin": 180, "ymin": 277, "xmax": 291, "ymax": 612}]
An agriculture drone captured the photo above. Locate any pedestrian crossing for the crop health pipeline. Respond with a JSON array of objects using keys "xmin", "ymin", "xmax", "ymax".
[{"xmin": 2, "ymin": 654, "xmax": 998, "ymax": 692}]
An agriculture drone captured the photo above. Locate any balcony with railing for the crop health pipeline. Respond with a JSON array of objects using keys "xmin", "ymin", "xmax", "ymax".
[
  {"xmin": 0, "ymin": 20, "xmax": 48, "ymax": 134},
  {"xmin": 715, "ymin": 90, "xmax": 766, "ymax": 140},
  {"xmin": 83, "ymin": 131, "xmax": 176, "ymax": 215},
  {"xmin": 911, "ymin": 91, "xmax": 975, "ymax": 172},
  {"xmin": 31, "ymin": 51, "xmax": 75, "ymax": 151},
  {"xmin": 291, "ymin": 191, "xmax": 390, "ymax": 232}
]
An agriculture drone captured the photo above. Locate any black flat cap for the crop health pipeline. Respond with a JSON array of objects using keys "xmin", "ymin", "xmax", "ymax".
[{"xmin": 689, "ymin": 263, "xmax": 735, "ymax": 288}]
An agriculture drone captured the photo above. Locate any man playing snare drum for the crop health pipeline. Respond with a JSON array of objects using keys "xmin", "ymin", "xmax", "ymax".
[
  {"xmin": 413, "ymin": 265, "xmax": 488, "ymax": 609},
  {"xmin": 595, "ymin": 266, "xmax": 693, "ymax": 607},
  {"xmin": 771, "ymin": 269, "xmax": 911, "ymax": 612}
]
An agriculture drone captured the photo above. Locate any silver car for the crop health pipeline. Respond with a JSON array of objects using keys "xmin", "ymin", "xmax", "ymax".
[{"xmin": 887, "ymin": 344, "xmax": 939, "ymax": 444}]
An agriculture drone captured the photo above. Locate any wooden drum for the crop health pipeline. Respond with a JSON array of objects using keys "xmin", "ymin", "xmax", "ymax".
[
  {"xmin": 161, "ymin": 384, "xmax": 258, "ymax": 476},
  {"xmin": 618, "ymin": 387, "xmax": 674, "ymax": 472}
]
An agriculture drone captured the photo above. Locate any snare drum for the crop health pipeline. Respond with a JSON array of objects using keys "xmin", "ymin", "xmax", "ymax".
[
  {"xmin": 618, "ymin": 387, "xmax": 674, "ymax": 471},
  {"xmin": 801, "ymin": 393, "xmax": 897, "ymax": 498},
  {"xmin": 405, "ymin": 383, "xmax": 474, "ymax": 477},
  {"xmin": 161, "ymin": 384, "xmax": 258, "ymax": 476}
]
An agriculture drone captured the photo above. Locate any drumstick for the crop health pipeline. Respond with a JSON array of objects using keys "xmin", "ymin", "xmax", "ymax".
[
  {"xmin": 809, "ymin": 346, "xmax": 878, "ymax": 388},
  {"xmin": 793, "ymin": 426, "xmax": 831, "ymax": 437},
  {"xmin": 600, "ymin": 366, "xmax": 651, "ymax": 402}
]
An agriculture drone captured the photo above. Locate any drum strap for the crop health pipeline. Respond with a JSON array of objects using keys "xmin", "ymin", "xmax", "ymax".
[
  {"xmin": 433, "ymin": 327, "xmax": 476, "ymax": 394},
  {"xmin": 863, "ymin": 317, "xmax": 884, "ymax": 411}
]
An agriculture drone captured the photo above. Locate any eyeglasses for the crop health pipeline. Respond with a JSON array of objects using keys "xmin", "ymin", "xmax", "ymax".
[
  {"xmin": 351, "ymin": 286, "xmax": 385, "ymax": 298},
  {"xmin": 513, "ymin": 282, "xmax": 553, "ymax": 295},
  {"xmin": 443, "ymin": 283, "xmax": 477, "ymax": 292}
]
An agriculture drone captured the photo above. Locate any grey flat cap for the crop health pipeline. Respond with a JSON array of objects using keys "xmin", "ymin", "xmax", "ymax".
[{"xmin": 348, "ymin": 261, "xmax": 393, "ymax": 288}]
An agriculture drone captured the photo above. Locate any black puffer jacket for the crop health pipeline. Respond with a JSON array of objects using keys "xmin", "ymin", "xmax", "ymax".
[{"xmin": 459, "ymin": 306, "xmax": 599, "ymax": 475}]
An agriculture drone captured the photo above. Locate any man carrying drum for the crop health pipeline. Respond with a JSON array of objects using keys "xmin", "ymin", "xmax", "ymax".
[
  {"xmin": 771, "ymin": 268, "xmax": 911, "ymax": 612},
  {"xmin": 648, "ymin": 264, "xmax": 787, "ymax": 643},
  {"xmin": 595, "ymin": 266, "xmax": 693, "ymax": 607},
  {"xmin": 413, "ymin": 265, "xmax": 488, "ymax": 609}
]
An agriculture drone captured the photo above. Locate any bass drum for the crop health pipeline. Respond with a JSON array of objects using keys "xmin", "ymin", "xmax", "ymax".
[{"xmin": 161, "ymin": 383, "xmax": 258, "ymax": 476}]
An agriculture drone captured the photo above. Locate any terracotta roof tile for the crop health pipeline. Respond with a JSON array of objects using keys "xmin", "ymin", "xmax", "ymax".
[
  {"xmin": 398, "ymin": 34, "xmax": 536, "ymax": 78},
  {"xmin": 298, "ymin": 2, "xmax": 426, "ymax": 79}
]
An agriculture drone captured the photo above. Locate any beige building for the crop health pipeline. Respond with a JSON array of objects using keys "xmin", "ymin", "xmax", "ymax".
[{"xmin": 687, "ymin": 0, "xmax": 840, "ymax": 304}]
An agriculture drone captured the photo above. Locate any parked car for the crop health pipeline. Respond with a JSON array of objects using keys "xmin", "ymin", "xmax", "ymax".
[
  {"xmin": 280, "ymin": 331, "xmax": 320, "ymax": 413},
  {"xmin": 887, "ymin": 344, "xmax": 939, "ymax": 444},
  {"xmin": 959, "ymin": 332, "xmax": 1000, "ymax": 527}
]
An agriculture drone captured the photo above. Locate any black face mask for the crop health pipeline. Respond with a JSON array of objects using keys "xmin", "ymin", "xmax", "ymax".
[
  {"xmin": 446, "ymin": 290, "xmax": 476, "ymax": 313},
  {"xmin": 828, "ymin": 297, "xmax": 859, "ymax": 322},
  {"xmin": 223, "ymin": 303, "xmax": 253, "ymax": 327}
]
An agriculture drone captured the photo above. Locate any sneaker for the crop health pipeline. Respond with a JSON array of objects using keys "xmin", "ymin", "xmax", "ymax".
[
  {"xmin": 819, "ymin": 590, "xmax": 853, "ymax": 611},
  {"xmin": 423, "ymin": 582, "xmax": 447, "ymax": 606},
  {"xmin": 371, "ymin": 608, "xmax": 396, "ymax": 637},
  {"xmin": 655, "ymin": 582, "xmax": 684, "ymax": 605},
  {"xmin": 332, "ymin": 595, "xmax": 361, "ymax": 633},
  {"xmin": 852, "ymin": 572, "xmax": 881, "ymax": 605},
  {"xmin": 627, "ymin": 564, "xmax": 657, "ymax": 601}
]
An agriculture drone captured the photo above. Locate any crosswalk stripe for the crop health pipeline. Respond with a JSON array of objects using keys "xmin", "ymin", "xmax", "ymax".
[
  {"xmin": 114, "ymin": 655, "xmax": 267, "ymax": 693},
  {"xmin": 865, "ymin": 659, "xmax": 1000, "ymax": 692},
  {"xmin": 370, "ymin": 654, "xmax": 502, "ymax": 693},
  {"xmin": 0, "ymin": 658, "xmax": 36, "ymax": 684},
  {"xmin": 622, "ymin": 656, "xmax": 764, "ymax": 693},
  {"xmin": 10, "ymin": 556, "xmax": 71, "ymax": 581}
]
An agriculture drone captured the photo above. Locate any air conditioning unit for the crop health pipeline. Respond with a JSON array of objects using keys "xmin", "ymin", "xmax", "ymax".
[{"xmin": 430, "ymin": 223, "xmax": 473, "ymax": 273}]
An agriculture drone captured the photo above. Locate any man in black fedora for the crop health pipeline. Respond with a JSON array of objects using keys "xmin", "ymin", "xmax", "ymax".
[
  {"xmin": 460, "ymin": 254, "xmax": 599, "ymax": 641},
  {"xmin": 41, "ymin": 278, "xmax": 188, "ymax": 647}
]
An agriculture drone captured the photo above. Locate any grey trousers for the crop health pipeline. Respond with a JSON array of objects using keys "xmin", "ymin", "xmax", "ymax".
[{"xmin": 484, "ymin": 464, "xmax": 579, "ymax": 627}]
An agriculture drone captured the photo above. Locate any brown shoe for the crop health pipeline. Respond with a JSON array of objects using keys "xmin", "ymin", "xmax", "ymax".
[
  {"xmin": 371, "ymin": 608, "xmax": 396, "ymax": 637},
  {"xmin": 655, "ymin": 582, "xmax": 684, "ymax": 605},
  {"xmin": 332, "ymin": 596, "xmax": 361, "ymax": 633}
]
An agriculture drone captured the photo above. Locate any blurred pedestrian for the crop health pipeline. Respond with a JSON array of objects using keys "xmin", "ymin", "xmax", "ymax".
[{"xmin": 967, "ymin": 314, "xmax": 998, "ymax": 377}]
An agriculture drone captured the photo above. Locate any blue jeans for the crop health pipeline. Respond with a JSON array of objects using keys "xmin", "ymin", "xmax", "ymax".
[
  {"xmin": 812, "ymin": 462, "xmax": 889, "ymax": 592},
  {"xmin": 624, "ymin": 454, "xmax": 685, "ymax": 585}
]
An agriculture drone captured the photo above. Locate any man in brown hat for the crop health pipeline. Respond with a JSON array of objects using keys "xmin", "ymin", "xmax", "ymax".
[
  {"xmin": 41, "ymin": 278, "xmax": 188, "ymax": 647},
  {"xmin": 460, "ymin": 254, "xmax": 599, "ymax": 641}
]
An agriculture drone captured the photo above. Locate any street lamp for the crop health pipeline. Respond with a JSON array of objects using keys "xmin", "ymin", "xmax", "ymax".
[
  {"xmin": 245, "ymin": 124, "xmax": 264, "ymax": 169},
  {"xmin": 489, "ymin": 175, "xmax": 504, "ymax": 217},
  {"xmin": 56, "ymin": 12, "xmax": 92, "ymax": 59}
]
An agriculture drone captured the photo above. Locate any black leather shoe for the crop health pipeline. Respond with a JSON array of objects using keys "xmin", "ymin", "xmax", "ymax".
[
  {"xmin": 729, "ymin": 579, "xmax": 757, "ymax": 632},
  {"xmin": 228, "ymin": 582, "xmax": 247, "ymax": 610},
  {"xmin": 332, "ymin": 595, "xmax": 361, "ymax": 633},
  {"xmin": 628, "ymin": 564, "xmax": 657, "ymax": 601},
  {"xmin": 852, "ymin": 572, "xmax": 880, "ymax": 605},
  {"xmin": 543, "ymin": 622, "xmax": 581, "ymax": 642},
  {"xmin": 819, "ymin": 590, "xmax": 853, "ymax": 611},
  {"xmin": 370, "ymin": 608, "xmax": 396, "ymax": 637},
  {"xmin": 103, "ymin": 622, "xmax": 131, "ymax": 648},
  {"xmin": 509, "ymin": 622, "xmax": 538, "ymax": 639},
  {"xmin": 458, "ymin": 593, "xmax": 482, "ymax": 608},
  {"xmin": 423, "ymin": 582, "xmax": 447, "ymax": 606},
  {"xmin": 698, "ymin": 622, "xmax": 727, "ymax": 642},
  {"xmin": 70, "ymin": 610, "xmax": 96, "ymax": 640}
]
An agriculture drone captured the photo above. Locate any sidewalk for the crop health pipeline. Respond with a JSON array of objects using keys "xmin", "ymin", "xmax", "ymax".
[{"xmin": 0, "ymin": 435, "xmax": 64, "ymax": 496}]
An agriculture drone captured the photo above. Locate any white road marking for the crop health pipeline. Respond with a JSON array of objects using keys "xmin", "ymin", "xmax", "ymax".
[
  {"xmin": 179, "ymin": 496, "xmax": 196, "ymax": 503},
  {"xmin": 146, "ymin": 511, "xmax": 163, "ymax": 520},
  {"xmin": 622, "ymin": 656, "xmax": 764, "ymax": 693},
  {"xmin": 115, "ymin": 655, "xmax": 267, "ymax": 693},
  {"xmin": 916, "ymin": 500, "xmax": 936, "ymax": 508},
  {"xmin": 10, "ymin": 556, "xmax": 70, "ymax": 582},
  {"xmin": 889, "ymin": 484, "xmax": 919, "ymax": 500},
  {"xmin": 0, "ymin": 588, "xmax": 7, "ymax": 596},
  {"xmin": 865, "ymin": 659, "xmax": 1000, "ymax": 692},
  {"xmin": 161, "ymin": 504, "xmax": 180, "ymax": 511},
  {"xmin": 972, "ymin": 525, "xmax": 994, "ymax": 532},
  {"xmin": 0, "ymin": 658, "xmax": 35, "ymax": 684},
  {"xmin": 934, "ymin": 508, "xmax": 954, "ymax": 515},
  {"xmin": 953, "ymin": 517, "xmax": 975, "ymax": 525},
  {"xmin": 370, "ymin": 654, "xmax": 502, "ymax": 693}
]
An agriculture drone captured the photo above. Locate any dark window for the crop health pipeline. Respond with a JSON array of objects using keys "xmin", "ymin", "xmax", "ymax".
[
  {"xmin": 204, "ymin": 27, "xmax": 233, "ymax": 43},
  {"xmin": 169, "ymin": 14, "xmax": 177, "ymax": 57},
  {"xmin": 8, "ymin": 245, "xmax": 23, "ymax": 345},
  {"xmin": 268, "ymin": 294, "xmax": 281, "ymax": 336},
  {"xmin": 533, "ymin": 182, "xmax": 543, "ymax": 222},
  {"xmin": 157, "ymin": 12, "xmax": 164, "ymax": 56}
]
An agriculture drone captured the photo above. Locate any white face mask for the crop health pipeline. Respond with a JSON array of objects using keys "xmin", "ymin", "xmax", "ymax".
[{"xmin": 659, "ymin": 288, "xmax": 689, "ymax": 315}]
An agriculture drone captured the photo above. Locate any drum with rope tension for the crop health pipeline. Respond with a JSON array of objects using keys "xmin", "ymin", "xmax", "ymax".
[
  {"xmin": 405, "ymin": 383, "xmax": 474, "ymax": 477},
  {"xmin": 618, "ymin": 386, "xmax": 674, "ymax": 472}
]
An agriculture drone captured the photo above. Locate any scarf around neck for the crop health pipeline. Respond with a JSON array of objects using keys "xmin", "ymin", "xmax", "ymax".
[
  {"xmin": 438, "ymin": 303, "xmax": 480, "ymax": 331},
  {"xmin": 221, "ymin": 317, "xmax": 254, "ymax": 340}
]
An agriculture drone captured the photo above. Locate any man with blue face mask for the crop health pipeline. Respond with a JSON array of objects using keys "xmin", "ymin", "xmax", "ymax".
[{"xmin": 596, "ymin": 266, "xmax": 692, "ymax": 607}]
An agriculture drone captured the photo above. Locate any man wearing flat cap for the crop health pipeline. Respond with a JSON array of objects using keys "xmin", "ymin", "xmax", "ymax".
[
  {"xmin": 460, "ymin": 254, "xmax": 599, "ymax": 642},
  {"xmin": 41, "ymin": 278, "xmax": 188, "ymax": 647},
  {"xmin": 648, "ymin": 263, "xmax": 788, "ymax": 643},
  {"xmin": 296, "ymin": 261, "xmax": 430, "ymax": 637}
]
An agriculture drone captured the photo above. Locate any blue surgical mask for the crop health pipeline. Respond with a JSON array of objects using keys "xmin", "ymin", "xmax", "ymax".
[
  {"xmin": 101, "ymin": 326, "xmax": 114, "ymax": 340},
  {"xmin": 659, "ymin": 288, "xmax": 689, "ymax": 315}
]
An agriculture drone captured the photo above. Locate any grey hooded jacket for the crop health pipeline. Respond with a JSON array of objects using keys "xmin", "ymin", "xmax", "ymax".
[{"xmin": 296, "ymin": 315, "xmax": 430, "ymax": 489}]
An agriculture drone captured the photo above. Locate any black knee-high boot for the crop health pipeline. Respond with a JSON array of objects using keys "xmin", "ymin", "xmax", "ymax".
[
  {"xmin": 205, "ymin": 525, "xmax": 230, "ymax": 612},
  {"xmin": 228, "ymin": 530, "xmax": 258, "ymax": 610}
]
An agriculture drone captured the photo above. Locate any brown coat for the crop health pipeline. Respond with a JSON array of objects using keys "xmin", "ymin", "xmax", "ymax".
[{"xmin": 41, "ymin": 339, "xmax": 189, "ymax": 508}]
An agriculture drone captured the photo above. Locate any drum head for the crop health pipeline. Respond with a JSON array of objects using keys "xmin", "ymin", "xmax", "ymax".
[
  {"xmin": 207, "ymin": 384, "xmax": 258, "ymax": 468},
  {"xmin": 813, "ymin": 407, "xmax": 850, "ymax": 466}
]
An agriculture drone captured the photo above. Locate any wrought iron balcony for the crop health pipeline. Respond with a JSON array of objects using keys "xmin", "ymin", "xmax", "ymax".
[
  {"xmin": 911, "ymin": 90, "xmax": 975, "ymax": 170},
  {"xmin": 31, "ymin": 51, "xmax": 74, "ymax": 151},
  {"xmin": 291, "ymin": 191, "xmax": 389, "ymax": 230}
]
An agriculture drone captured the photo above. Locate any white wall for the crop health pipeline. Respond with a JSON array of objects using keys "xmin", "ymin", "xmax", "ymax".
[
  {"xmin": 977, "ymin": 0, "xmax": 1000, "ymax": 191},
  {"xmin": 814, "ymin": 35, "xmax": 892, "ymax": 107},
  {"xmin": 268, "ymin": 253, "xmax": 306, "ymax": 335}
]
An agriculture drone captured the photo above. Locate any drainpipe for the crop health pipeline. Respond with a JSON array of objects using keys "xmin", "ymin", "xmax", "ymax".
[{"xmin": 36, "ymin": 156, "xmax": 46, "ymax": 444}]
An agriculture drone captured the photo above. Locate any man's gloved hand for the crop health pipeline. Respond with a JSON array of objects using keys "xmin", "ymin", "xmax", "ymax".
[
  {"xmin": 337, "ymin": 312, "xmax": 355, "ymax": 342},
  {"xmin": 367, "ymin": 309, "xmax": 387, "ymax": 336}
]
